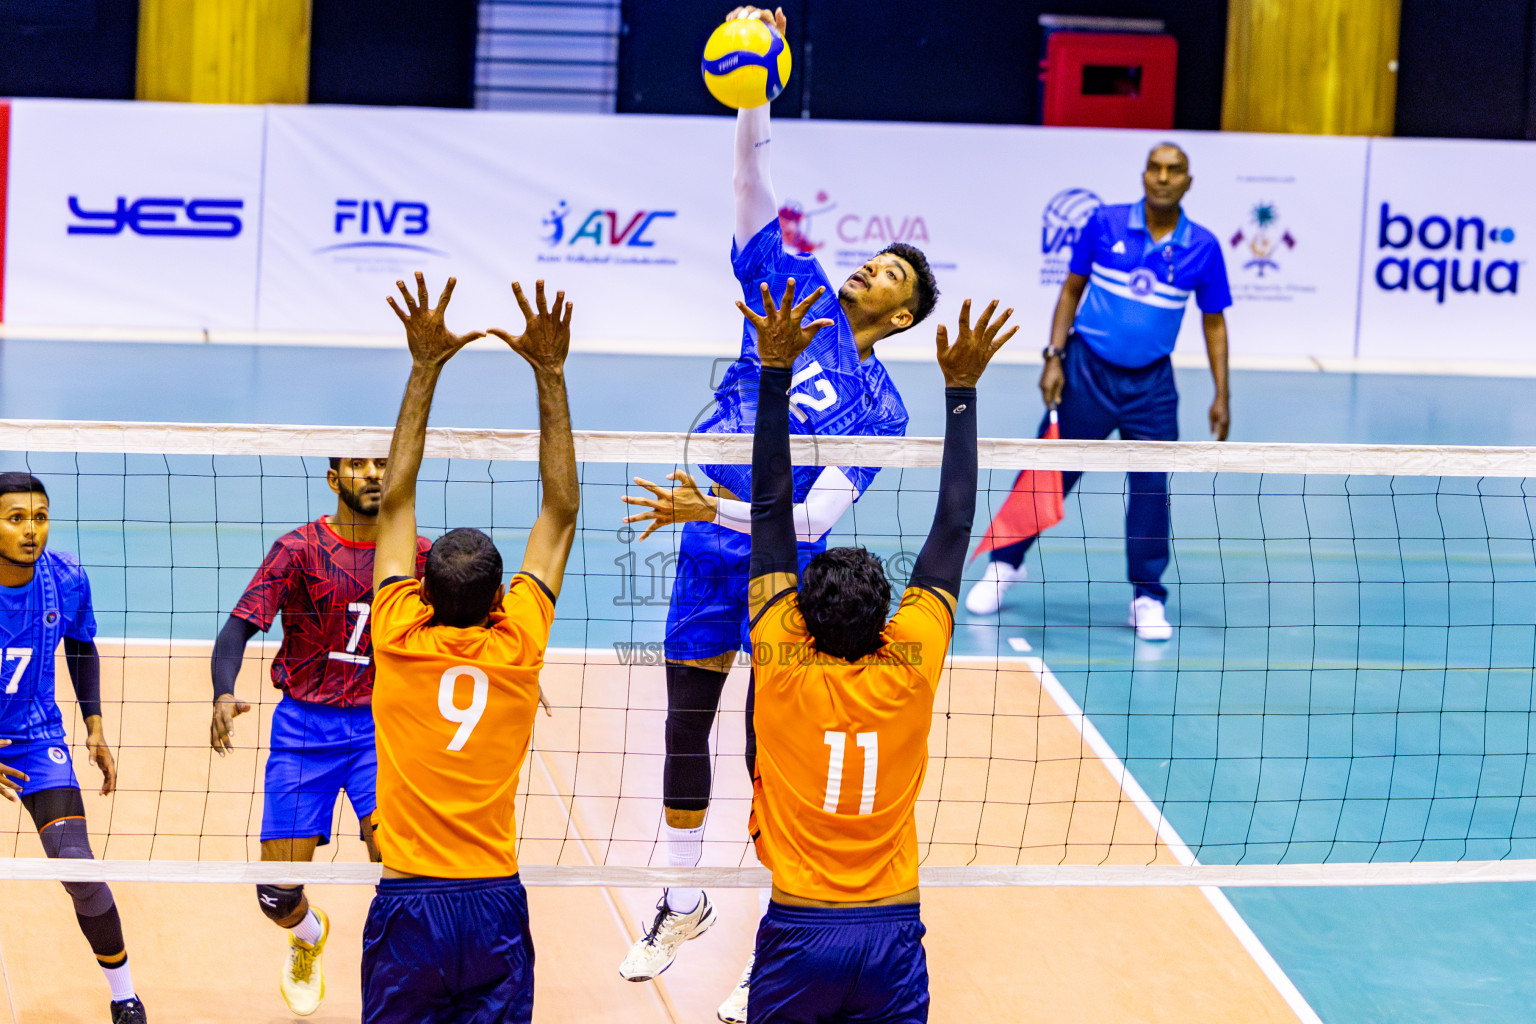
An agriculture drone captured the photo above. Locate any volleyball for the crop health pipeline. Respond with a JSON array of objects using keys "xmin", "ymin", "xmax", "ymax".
[{"xmin": 701, "ymin": 17, "xmax": 791, "ymax": 109}]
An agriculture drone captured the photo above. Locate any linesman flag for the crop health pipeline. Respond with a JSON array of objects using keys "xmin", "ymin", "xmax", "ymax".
[{"xmin": 971, "ymin": 410, "xmax": 1065, "ymax": 560}]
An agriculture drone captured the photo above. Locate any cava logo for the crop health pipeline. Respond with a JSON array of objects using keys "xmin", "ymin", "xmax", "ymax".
[
  {"xmin": 781, "ymin": 191, "xmax": 932, "ymax": 251},
  {"xmin": 1374, "ymin": 202, "xmax": 1518, "ymax": 303}
]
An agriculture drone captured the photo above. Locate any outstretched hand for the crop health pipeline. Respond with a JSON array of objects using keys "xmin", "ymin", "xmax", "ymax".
[
  {"xmin": 622, "ymin": 470, "xmax": 720, "ymax": 541},
  {"xmin": 936, "ymin": 299, "xmax": 1017, "ymax": 388},
  {"xmin": 488, "ymin": 280, "xmax": 572, "ymax": 377},
  {"xmin": 387, "ymin": 273, "xmax": 485, "ymax": 369},
  {"xmin": 737, "ymin": 278, "xmax": 834, "ymax": 369}
]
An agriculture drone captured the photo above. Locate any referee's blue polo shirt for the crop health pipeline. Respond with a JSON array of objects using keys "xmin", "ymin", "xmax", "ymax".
[{"xmin": 1069, "ymin": 201, "xmax": 1232, "ymax": 369}]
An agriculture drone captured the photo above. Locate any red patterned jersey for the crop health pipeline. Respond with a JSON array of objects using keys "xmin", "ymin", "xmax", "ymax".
[{"xmin": 232, "ymin": 517, "xmax": 430, "ymax": 707}]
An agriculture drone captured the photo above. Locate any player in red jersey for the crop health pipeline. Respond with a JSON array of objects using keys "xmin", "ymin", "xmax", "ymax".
[{"xmin": 207, "ymin": 456, "xmax": 428, "ymax": 1017}]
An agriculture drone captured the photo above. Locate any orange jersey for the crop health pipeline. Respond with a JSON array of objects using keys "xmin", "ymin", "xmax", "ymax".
[
  {"xmin": 748, "ymin": 586, "xmax": 952, "ymax": 901},
  {"xmin": 371, "ymin": 574, "xmax": 553, "ymax": 878}
]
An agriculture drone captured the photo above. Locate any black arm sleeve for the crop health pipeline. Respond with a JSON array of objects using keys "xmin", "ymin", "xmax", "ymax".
[
  {"xmin": 909, "ymin": 387, "xmax": 979, "ymax": 597},
  {"xmin": 63, "ymin": 637, "xmax": 102, "ymax": 722},
  {"xmin": 747, "ymin": 364, "xmax": 800, "ymax": 581},
  {"xmin": 211, "ymin": 615, "xmax": 260, "ymax": 699}
]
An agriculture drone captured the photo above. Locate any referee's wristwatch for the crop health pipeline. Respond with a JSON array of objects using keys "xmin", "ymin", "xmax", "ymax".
[{"xmin": 1042, "ymin": 345, "xmax": 1064, "ymax": 362}]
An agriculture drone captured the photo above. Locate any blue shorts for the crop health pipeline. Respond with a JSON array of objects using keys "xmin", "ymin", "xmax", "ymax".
[
  {"xmin": 260, "ymin": 695, "xmax": 376, "ymax": 845},
  {"xmin": 362, "ymin": 874, "xmax": 534, "ymax": 1024},
  {"xmin": 751, "ymin": 902, "xmax": 929, "ymax": 1024},
  {"xmin": 665, "ymin": 521, "xmax": 822, "ymax": 663},
  {"xmin": 0, "ymin": 737, "xmax": 79, "ymax": 796}
]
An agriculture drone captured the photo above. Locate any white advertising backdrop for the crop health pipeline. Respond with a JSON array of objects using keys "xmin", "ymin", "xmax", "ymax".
[
  {"xmin": 4, "ymin": 99, "xmax": 264, "ymax": 329},
  {"xmin": 0, "ymin": 98, "xmax": 1531, "ymax": 369},
  {"xmin": 1357, "ymin": 137, "xmax": 1535, "ymax": 364}
]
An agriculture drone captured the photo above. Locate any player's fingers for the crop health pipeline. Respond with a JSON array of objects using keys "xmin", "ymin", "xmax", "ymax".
[
  {"xmin": 957, "ymin": 297, "xmax": 972, "ymax": 334},
  {"xmin": 638, "ymin": 521, "xmax": 665, "ymax": 542},
  {"xmin": 736, "ymin": 299, "xmax": 766, "ymax": 327},
  {"xmin": 396, "ymin": 279, "xmax": 418, "ymax": 314},
  {"xmin": 511, "ymin": 281, "xmax": 535, "ymax": 322},
  {"xmin": 552, "ymin": 291, "xmax": 566, "ymax": 323},
  {"xmin": 438, "ymin": 275, "xmax": 458, "ymax": 310},
  {"xmin": 988, "ymin": 306, "xmax": 1014, "ymax": 338},
  {"xmin": 415, "ymin": 271, "xmax": 429, "ymax": 312},
  {"xmin": 989, "ymin": 325, "xmax": 1020, "ymax": 358},
  {"xmin": 562, "ymin": 300, "xmax": 574, "ymax": 330},
  {"xmin": 235, "ymin": 701, "xmax": 251, "ymax": 718},
  {"xmin": 935, "ymin": 323, "xmax": 949, "ymax": 359},
  {"xmin": 387, "ymin": 296, "xmax": 409, "ymax": 325},
  {"xmin": 973, "ymin": 298, "xmax": 998, "ymax": 337},
  {"xmin": 535, "ymin": 279, "xmax": 549, "ymax": 318},
  {"xmin": 759, "ymin": 281, "xmax": 778, "ymax": 316},
  {"xmin": 632, "ymin": 475, "xmax": 668, "ymax": 497},
  {"xmin": 790, "ymin": 285, "xmax": 825, "ymax": 320}
]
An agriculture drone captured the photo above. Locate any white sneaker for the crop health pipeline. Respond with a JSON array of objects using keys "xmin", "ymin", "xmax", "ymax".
[
  {"xmin": 1129, "ymin": 596, "xmax": 1173, "ymax": 641},
  {"xmin": 717, "ymin": 952, "xmax": 753, "ymax": 1023},
  {"xmin": 619, "ymin": 892, "xmax": 718, "ymax": 981},
  {"xmin": 964, "ymin": 560, "xmax": 1027, "ymax": 616},
  {"xmin": 280, "ymin": 907, "xmax": 328, "ymax": 1016}
]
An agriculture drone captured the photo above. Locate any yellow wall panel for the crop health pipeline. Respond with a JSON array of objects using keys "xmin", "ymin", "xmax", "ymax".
[
  {"xmin": 1224, "ymin": 0, "xmax": 1400, "ymax": 135},
  {"xmin": 139, "ymin": 0, "xmax": 311, "ymax": 104}
]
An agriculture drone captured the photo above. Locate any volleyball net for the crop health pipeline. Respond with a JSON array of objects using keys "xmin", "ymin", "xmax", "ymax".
[{"xmin": 4, "ymin": 418, "xmax": 1536, "ymax": 890}]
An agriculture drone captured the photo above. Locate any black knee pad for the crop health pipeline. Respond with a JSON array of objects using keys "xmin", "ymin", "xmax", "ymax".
[
  {"xmin": 663, "ymin": 664, "xmax": 729, "ymax": 812},
  {"xmin": 256, "ymin": 883, "xmax": 305, "ymax": 924},
  {"xmin": 39, "ymin": 817, "xmax": 115, "ymax": 918}
]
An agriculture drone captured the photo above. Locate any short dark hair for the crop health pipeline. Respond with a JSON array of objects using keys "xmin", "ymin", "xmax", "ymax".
[
  {"xmin": 879, "ymin": 242, "xmax": 939, "ymax": 333},
  {"xmin": 424, "ymin": 528, "xmax": 504, "ymax": 628},
  {"xmin": 329, "ymin": 458, "xmax": 341, "ymax": 470},
  {"xmin": 798, "ymin": 546, "xmax": 891, "ymax": 662},
  {"xmin": 0, "ymin": 473, "xmax": 47, "ymax": 502}
]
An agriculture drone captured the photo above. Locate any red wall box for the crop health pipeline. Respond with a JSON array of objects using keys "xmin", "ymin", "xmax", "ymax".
[{"xmin": 1040, "ymin": 32, "xmax": 1177, "ymax": 129}]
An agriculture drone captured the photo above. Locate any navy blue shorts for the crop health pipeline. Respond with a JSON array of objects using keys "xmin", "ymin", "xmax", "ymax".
[
  {"xmin": 0, "ymin": 737, "xmax": 79, "ymax": 795},
  {"xmin": 750, "ymin": 902, "xmax": 929, "ymax": 1024},
  {"xmin": 665, "ymin": 521, "xmax": 821, "ymax": 663},
  {"xmin": 260, "ymin": 695, "xmax": 376, "ymax": 845},
  {"xmin": 362, "ymin": 874, "xmax": 534, "ymax": 1024}
]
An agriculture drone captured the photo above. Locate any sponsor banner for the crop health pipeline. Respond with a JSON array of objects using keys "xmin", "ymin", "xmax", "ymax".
[
  {"xmin": 257, "ymin": 106, "xmax": 739, "ymax": 341},
  {"xmin": 3, "ymin": 99, "xmax": 264, "ymax": 329},
  {"xmin": 1357, "ymin": 138, "xmax": 1532, "ymax": 363},
  {"xmin": 1015, "ymin": 128, "xmax": 1368, "ymax": 362}
]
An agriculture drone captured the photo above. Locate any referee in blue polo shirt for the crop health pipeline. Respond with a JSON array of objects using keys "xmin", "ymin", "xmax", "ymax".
[{"xmin": 967, "ymin": 142, "xmax": 1231, "ymax": 639}]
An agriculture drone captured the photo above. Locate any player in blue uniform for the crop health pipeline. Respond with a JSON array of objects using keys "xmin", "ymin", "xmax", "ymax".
[
  {"xmin": 617, "ymin": 8, "xmax": 938, "ymax": 1020},
  {"xmin": 0, "ymin": 473, "xmax": 147, "ymax": 1024}
]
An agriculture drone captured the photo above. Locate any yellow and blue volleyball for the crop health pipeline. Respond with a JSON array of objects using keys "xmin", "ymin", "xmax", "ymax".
[{"xmin": 701, "ymin": 18, "xmax": 791, "ymax": 109}]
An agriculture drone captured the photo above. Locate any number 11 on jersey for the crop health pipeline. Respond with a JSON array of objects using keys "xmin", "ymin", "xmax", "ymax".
[{"xmin": 823, "ymin": 731, "xmax": 878, "ymax": 814}]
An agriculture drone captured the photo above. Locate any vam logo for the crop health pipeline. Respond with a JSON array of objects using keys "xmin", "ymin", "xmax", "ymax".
[
  {"xmin": 1374, "ymin": 202, "xmax": 1518, "ymax": 303},
  {"xmin": 315, "ymin": 200, "xmax": 444, "ymax": 256},
  {"xmin": 543, "ymin": 201, "xmax": 675, "ymax": 247},
  {"xmin": 67, "ymin": 196, "xmax": 243, "ymax": 238},
  {"xmin": 1041, "ymin": 188, "xmax": 1102, "ymax": 286}
]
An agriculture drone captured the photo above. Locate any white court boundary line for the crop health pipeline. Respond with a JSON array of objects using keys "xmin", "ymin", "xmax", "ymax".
[
  {"xmin": 5, "ymin": 323, "xmax": 1536, "ymax": 379},
  {"xmin": 1013, "ymin": 652, "xmax": 1324, "ymax": 1024}
]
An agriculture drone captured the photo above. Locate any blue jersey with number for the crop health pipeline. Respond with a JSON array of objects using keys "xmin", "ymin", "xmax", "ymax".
[
  {"xmin": 0, "ymin": 550, "xmax": 97, "ymax": 742},
  {"xmin": 698, "ymin": 219, "xmax": 909, "ymax": 503}
]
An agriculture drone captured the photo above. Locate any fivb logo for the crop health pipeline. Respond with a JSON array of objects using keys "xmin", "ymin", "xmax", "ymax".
[
  {"xmin": 314, "ymin": 200, "xmax": 443, "ymax": 256},
  {"xmin": 1374, "ymin": 202, "xmax": 1519, "ymax": 303}
]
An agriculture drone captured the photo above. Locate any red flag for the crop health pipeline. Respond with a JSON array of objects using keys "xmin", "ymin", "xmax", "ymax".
[{"xmin": 971, "ymin": 412, "xmax": 1065, "ymax": 561}]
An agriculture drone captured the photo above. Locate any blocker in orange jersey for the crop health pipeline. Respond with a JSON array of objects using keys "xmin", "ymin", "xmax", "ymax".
[
  {"xmin": 370, "ymin": 573, "xmax": 553, "ymax": 879},
  {"xmin": 748, "ymin": 586, "xmax": 952, "ymax": 902}
]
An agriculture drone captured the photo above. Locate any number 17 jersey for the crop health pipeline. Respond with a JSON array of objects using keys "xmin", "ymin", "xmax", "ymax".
[{"xmin": 232, "ymin": 517, "xmax": 430, "ymax": 708}]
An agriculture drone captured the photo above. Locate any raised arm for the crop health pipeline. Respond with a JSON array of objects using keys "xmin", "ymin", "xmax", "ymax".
[
  {"xmin": 743, "ymin": 278, "xmax": 834, "ymax": 621},
  {"xmin": 622, "ymin": 464, "xmax": 859, "ymax": 544},
  {"xmin": 909, "ymin": 300, "xmax": 1018, "ymax": 611},
  {"xmin": 731, "ymin": 6, "xmax": 787, "ymax": 246},
  {"xmin": 376, "ymin": 273, "xmax": 484, "ymax": 593},
  {"xmin": 489, "ymin": 281, "xmax": 579, "ymax": 599}
]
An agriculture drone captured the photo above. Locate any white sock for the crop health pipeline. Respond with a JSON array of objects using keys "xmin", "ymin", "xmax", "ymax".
[
  {"xmin": 663, "ymin": 821, "xmax": 705, "ymax": 914},
  {"xmin": 291, "ymin": 908, "xmax": 324, "ymax": 946},
  {"xmin": 102, "ymin": 959, "xmax": 135, "ymax": 1002}
]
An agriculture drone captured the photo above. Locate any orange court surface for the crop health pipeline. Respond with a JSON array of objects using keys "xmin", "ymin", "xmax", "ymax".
[{"xmin": 0, "ymin": 642, "xmax": 1308, "ymax": 1023}]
